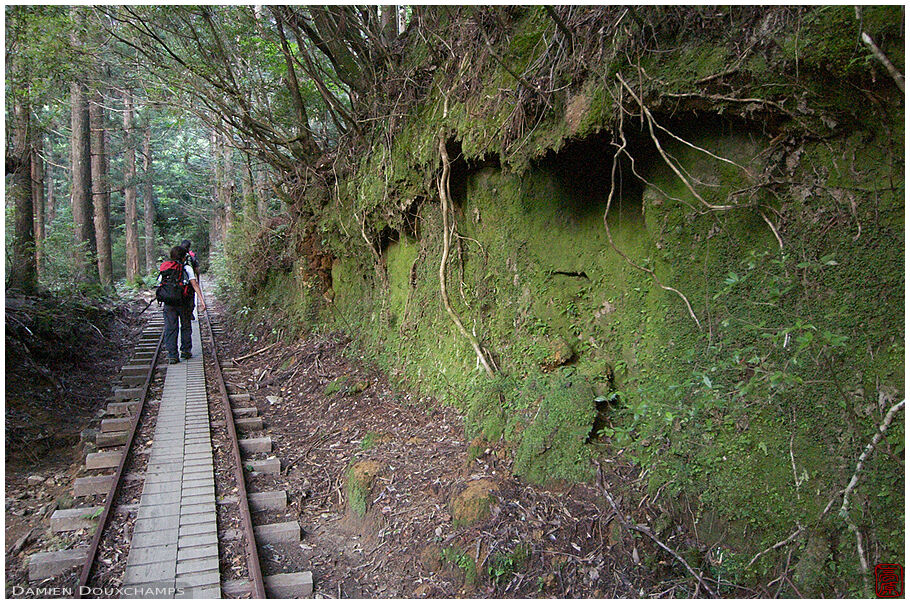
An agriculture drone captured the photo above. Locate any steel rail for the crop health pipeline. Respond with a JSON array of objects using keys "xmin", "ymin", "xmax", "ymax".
[
  {"xmin": 76, "ymin": 318, "xmax": 164, "ymax": 596},
  {"xmin": 201, "ymin": 308, "xmax": 267, "ymax": 599}
]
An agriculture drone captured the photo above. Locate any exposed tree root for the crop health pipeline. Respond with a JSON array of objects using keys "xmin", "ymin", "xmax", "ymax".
[
  {"xmin": 760, "ymin": 210, "xmax": 784, "ymax": 249},
  {"xmin": 604, "ymin": 84, "xmax": 703, "ymax": 330},
  {"xmin": 856, "ymin": 7, "xmax": 905, "ymax": 93},
  {"xmin": 437, "ymin": 135, "xmax": 496, "ymax": 377},
  {"xmin": 746, "ymin": 527, "xmax": 803, "ymax": 568},
  {"xmin": 617, "ymin": 75, "xmax": 730, "ymax": 211}
]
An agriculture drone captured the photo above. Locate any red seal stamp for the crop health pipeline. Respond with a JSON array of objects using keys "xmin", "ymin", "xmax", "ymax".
[{"xmin": 875, "ymin": 563, "xmax": 904, "ymax": 598}]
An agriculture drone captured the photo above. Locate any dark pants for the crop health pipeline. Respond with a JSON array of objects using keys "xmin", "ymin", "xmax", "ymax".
[{"xmin": 163, "ymin": 302, "xmax": 194, "ymax": 359}]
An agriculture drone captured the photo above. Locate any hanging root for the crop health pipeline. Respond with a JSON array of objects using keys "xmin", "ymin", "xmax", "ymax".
[
  {"xmin": 605, "ymin": 84, "xmax": 702, "ymax": 330},
  {"xmin": 437, "ymin": 135, "xmax": 496, "ymax": 377},
  {"xmin": 617, "ymin": 74, "xmax": 736, "ymax": 212},
  {"xmin": 760, "ymin": 210, "xmax": 784, "ymax": 249}
]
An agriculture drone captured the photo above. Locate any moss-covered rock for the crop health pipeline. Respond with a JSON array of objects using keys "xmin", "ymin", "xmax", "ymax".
[
  {"xmin": 451, "ymin": 479, "xmax": 497, "ymax": 528},
  {"xmin": 346, "ymin": 460, "xmax": 382, "ymax": 517}
]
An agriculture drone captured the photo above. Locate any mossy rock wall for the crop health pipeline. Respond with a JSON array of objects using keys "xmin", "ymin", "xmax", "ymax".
[
  {"xmin": 328, "ymin": 118, "xmax": 903, "ymax": 592},
  {"xmin": 227, "ymin": 7, "xmax": 903, "ymax": 595}
]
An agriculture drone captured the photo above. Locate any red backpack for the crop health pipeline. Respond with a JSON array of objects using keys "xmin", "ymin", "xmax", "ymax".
[{"xmin": 156, "ymin": 260, "xmax": 191, "ymax": 305}]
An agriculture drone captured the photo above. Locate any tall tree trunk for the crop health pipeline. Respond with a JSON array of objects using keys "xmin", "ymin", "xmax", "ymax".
[
  {"xmin": 10, "ymin": 100, "xmax": 37, "ymax": 294},
  {"xmin": 255, "ymin": 167, "xmax": 268, "ymax": 222},
  {"xmin": 210, "ymin": 129, "xmax": 224, "ymax": 247},
  {"xmin": 31, "ymin": 132, "xmax": 45, "ymax": 281},
  {"xmin": 380, "ymin": 5, "xmax": 396, "ymax": 43},
  {"xmin": 71, "ymin": 81, "xmax": 97, "ymax": 282},
  {"xmin": 46, "ymin": 161, "xmax": 56, "ymax": 226},
  {"xmin": 143, "ymin": 124, "xmax": 156, "ymax": 273},
  {"xmin": 398, "ymin": 6, "xmax": 407, "ymax": 35},
  {"xmin": 90, "ymin": 91, "xmax": 112, "ymax": 287},
  {"xmin": 123, "ymin": 89, "xmax": 140, "ymax": 281},
  {"xmin": 220, "ymin": 131, "xmax": 233, "ymax": 240},
  {"xmin": 241, "ymin": 161, "xmax": 254, "ymax": 219}
]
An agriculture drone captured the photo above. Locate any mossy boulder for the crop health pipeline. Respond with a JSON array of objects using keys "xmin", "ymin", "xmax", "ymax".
[
  {"xmin": 324, "ymin": 376, "xmax": 348, "ymax": 396},
  {"xmin": 451, "ymin": 479, "xmax": 498, "ymax": 528},
  {"xmin": 418, "ymin": 543, "xmax": 444, "ymax": 572},
  {"xmin": 346, "ymin": 460, "xmax": 382, "ymax": 517}
]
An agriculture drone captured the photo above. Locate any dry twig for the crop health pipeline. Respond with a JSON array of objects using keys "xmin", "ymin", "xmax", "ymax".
[{"xmin": 233, "ymin": 340, "xmax": 279, "ymax": 362}]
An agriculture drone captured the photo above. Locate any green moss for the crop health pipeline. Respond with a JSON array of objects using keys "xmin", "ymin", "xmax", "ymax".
[
  {"xmin": 386, "ymin": 237, "xmax": 419, "ymax": 327},
  {"xmin": 784, "ymin": 6, "xmax": 904, "ymax": 81},
  {"xmin": 451, "ymin": 479, "xmax": 497, "ymax": 528},
  {"xmin": 324, "ymin": 376, "xmax": 347, "ymax": 396},
  {"xmin": 360, "ymin": 431, "xmax": 383, "ymax": 450},
  {"xmin": 512, "ymin": 371, "xmax": 597, "ymax": 484}
]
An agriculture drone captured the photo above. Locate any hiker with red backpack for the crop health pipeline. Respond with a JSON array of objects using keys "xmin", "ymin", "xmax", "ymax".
[{"xmin": 157, "ymin": 245, "xmax": 207, "ymax": 364}]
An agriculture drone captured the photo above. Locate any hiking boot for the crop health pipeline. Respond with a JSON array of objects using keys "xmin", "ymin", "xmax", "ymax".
[
  {"xmin": 168, "ymin": 357, "xmax": 180, "ymax": 364},
  {"xmin": 181, "ymin": 351, "xmax": 192, "ymax": 359}
]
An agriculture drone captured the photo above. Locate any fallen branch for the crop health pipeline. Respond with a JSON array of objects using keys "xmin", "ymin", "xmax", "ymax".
[
  {"xmin": 630, "ymin": 523, "xmax": 719, "ymax": 599},
  {"xmin": 596, "ymin": 462, "xmax": 717, "ymax": 598},
  {"xmin": 839, "ymin": 398, "xmax": 905, "ymax": 592},
  {"xmin": 283, "ymin": 431, "xmax": 335, "ymax": 475},
  {"xmin": 7, "ymin": 528, "xmax": 36, "ymax": 556},
  {"xmin": 437, "ymin": 134, "xmax": 496, "ymax": 377},
  {"xmin": 233, "ymin": 340, "xmax": 280, "ymax": 363},
  {"xmin": 11, "ymin": 338, "xmax": 65, "ymax": 395}
]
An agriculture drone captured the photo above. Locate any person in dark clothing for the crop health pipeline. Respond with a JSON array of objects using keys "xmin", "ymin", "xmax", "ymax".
[
  {"xmin": 159, "ymin": 245, "xmax": 206, "ymax": 363},
  {"xmin": 179, "ymin": 239, "xmax": 201, "ymax": 321},
  {"xmin": 179, "ymin": 239, "xmax": 200, "ymax": 278}
]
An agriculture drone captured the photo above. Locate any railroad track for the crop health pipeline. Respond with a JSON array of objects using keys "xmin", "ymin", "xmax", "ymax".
[{"xmin": 26, "ymin": 301, "xmax": 312, "ymax": 598}]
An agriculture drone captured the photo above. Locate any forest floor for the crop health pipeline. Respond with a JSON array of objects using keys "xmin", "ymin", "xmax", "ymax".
[{"xmin": 4, "ymin": 291, "xmax": 729, "ymax": 598}]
